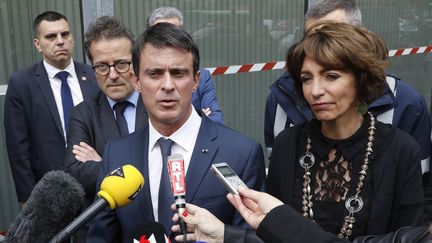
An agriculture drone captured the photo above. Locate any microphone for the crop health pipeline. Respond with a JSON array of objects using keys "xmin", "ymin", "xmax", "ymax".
[
  {"xmin": 128, "ymin": 222, "xmax": 169, "ymax": 243},
  {"xmin": 50, "ymin": 164, "xmax": 144, "ymax": 243},
  {"xmin": 167, "ymin": 154, "xmax": 187, "ymax": 240},
  {"xmin": 7, "ymin": 170, "xmax": 85, "ymax": 243}
]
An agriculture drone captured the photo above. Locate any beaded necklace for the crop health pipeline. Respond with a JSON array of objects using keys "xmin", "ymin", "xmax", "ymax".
[{"xmin": 299, "ymin": 112, "xmax": 376, "ymax": 239}]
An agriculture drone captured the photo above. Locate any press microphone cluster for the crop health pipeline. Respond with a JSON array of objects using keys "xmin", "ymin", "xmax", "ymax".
[
  {"xmin": 167, "ymin": 154, "xmax": 187, "ymax": 240},
  {"xmin": 7, "ymin": 170, "xmax": 85, "ymax": 243},
  {"xmin": 50, "ymin": 164, "xmax": 144, "ymax": 243}
]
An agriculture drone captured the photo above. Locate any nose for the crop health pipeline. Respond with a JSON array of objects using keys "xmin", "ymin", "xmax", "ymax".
[
  {"xmin": 56, "ymin": 33, "xmax": 64, "ymax": 45},
  {"xmin": 161, "ymin": 73, "xmax": 175, "ymax": 91},
  {"xmin": 310, "ymin": 78, "xmax": 325, "ymax": 98},
  {"xmin": 108, "ymin": 66, "xmax": 120, "ymax": 80}
]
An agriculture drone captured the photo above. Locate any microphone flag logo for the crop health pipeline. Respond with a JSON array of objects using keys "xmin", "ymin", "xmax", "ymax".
[{"xmin": 133, "ymin": 233, "xmax": 170, "ymax": 243}]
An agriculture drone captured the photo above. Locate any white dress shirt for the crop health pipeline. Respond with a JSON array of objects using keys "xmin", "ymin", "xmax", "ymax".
[
  {"xmin": 44, "ymin": 60, "xmax": 84, "ymax": 139},
  {"xmin": 148, "ymin": 107, "xmax": 202, "ymax": 221}
]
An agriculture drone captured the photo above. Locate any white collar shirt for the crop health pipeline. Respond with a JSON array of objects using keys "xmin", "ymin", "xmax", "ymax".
[
  {"xmin": 148, "ymin": 107, "xmax": 202, "ymax": 221},
  {"xmin": 44, "ymin": 60, "xmax": 84, "ymax": 140}
]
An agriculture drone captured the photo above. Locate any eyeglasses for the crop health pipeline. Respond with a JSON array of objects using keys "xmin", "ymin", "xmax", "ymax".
[{"xmin": 92, "ymin": 61, "xmax": 132, "ymax": 76}]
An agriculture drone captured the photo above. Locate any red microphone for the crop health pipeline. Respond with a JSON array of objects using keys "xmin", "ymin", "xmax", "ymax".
[{"xmin": 167, "ymin": 154, "xmax": 187, "ymax": 240}]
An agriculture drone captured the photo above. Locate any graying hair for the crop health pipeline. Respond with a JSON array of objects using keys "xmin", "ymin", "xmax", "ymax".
[
  {"xmin": 147, "ymin": 7, "xmax": 184, "ymax": 28},
  {"xmin": 305, "ymin": 0, "xmax": 362, "ymax": 26}
]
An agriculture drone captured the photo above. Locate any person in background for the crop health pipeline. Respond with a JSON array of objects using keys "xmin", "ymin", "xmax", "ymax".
[
  {"xmin": 4, "ymin": 11, "xmax": 99, "ymax": 205},
  {"xmin": 63, "ymin": 16, "xmax": 148, "ymax": 242},
  {"xmin": 264, "ymin": 0, "xmax": 431, "ymax": 179},
  {"xmin": 87, "ymin": 23, "xmax": 266, "ymax": 242},
  {"xmin": 147, "ymin": 6, "xmax": 224, "ymax": 125}
]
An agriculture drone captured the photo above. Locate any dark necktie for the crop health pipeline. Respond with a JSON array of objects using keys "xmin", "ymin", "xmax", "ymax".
[
  {"xmin": 56, "ymin": 71, "xmax": 73, "ymax": 134},
  {"xmin": 113, "ymin": 101, "xmax": 130, "ymax": 136},
  {"xmin": 157, "ymin": 138, "xmax": 174, "ymax": 234}
]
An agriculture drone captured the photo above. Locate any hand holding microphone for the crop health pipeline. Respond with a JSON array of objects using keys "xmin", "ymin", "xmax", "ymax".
[
  {"xmin": 227, "ymin": 187, "xmax": 283, "ymax": 230},
  {"xmin": 50, "ymin": 164, "xmax": 144, "ymax": 243},
  {"xmin": 171, "ymin": 203, "xmax": 225, "ymax": 243}
]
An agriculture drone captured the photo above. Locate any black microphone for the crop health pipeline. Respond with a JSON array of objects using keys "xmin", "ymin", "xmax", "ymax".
[
  {"xmin": 128, "ymin": 222, "xmax": 169, "ymax": 243},
  {"xmin": 50, "ymin": 164, "xmax": 144, "ymax": 243},
  {"xmin": 7, "ymin": 170, "xmax": 85, "ymax": 243}
]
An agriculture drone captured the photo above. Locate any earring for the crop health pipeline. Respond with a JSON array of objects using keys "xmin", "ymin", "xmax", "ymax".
[{"xmin": 356, "ymin": 102, "xmax": 368, "ymax": 115}]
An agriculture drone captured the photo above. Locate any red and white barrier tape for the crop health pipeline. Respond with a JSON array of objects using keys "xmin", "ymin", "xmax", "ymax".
[{"xmin": 206, "ymin": 45, "xmax": 432, "ymax": 76}]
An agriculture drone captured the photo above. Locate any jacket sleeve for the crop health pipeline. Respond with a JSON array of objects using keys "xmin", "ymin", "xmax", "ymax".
[
  {"xmin": 64, "ymin": 104, "xmax": 100, "ymax": 198},
  {"xmin": 224, "ymin": 224, "xmax": 264, "ymax": 243},
  {"xmin": 4, "ymin": 74, "xmax": 35, "ymax": 202},
  {"xmin": 393, "ymin": 80, "xmax": 431, "ymax": 173},
  {"xmin": 256, "ymin": 205, "xmax": 431, "ymax": 243},
  {"xmin": 391, "ymin": 130, "xmax": 427, "ymax": 228},
  {"xmin": 264, "ymin": 90, "xmax": 277, "ymax": 158},
  {"xmin": 197, "ymin": 68, "xmax": 224, "ymax": 125}
]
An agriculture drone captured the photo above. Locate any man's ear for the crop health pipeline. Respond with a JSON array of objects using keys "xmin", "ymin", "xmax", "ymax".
[
  {"xmin": 192, "ymin": 70, "xmax": 200, "ymax": 92},
  {"xmin": 33, "ymin": 38, "xmax": 42, "ymax": 53},
  {"xmin": 129, "ymin": 72, "xmax": 141, "ymax": 92}
]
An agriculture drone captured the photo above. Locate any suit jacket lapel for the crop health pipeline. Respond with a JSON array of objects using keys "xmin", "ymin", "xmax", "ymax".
[
  {"xmin": 35, "ymin": 62, "xmax": 64, "ymax": 139},
  {"xmin": 136, "ymin": 126, "xmax": 156, "ymax": 221},
  {"xmin": 96, "ymin": 92, "xmax": 121, "ymax": 142},
  {"xmin": 75, "ymin": 62, "xmax": 96, "ymax": 100},
  {"xmin": 135, "ymin": 95, "xmax": 147, "ymax": 130},
  {"xmin": 186, "ymin": 117, "xmax": 218, "ymax": 202}
]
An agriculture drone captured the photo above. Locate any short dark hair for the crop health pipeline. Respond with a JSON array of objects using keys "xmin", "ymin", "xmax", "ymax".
[
  {"xmin": 305, "ymin": 0, "xmax": 362, "ymax": 26},
  {"xmin": 33, "ymin": 11, "xmax": 68, "ymax": 37},
  {"xmin": 132, "ymin": 22, "xmax": 199, "ymax": 77},
  {"xmin": 84, "ymin": 16, "xmax": 135, "ymax": 63},
  {"xmin": 287, "ymin": 23, "xmax": 387, "ymax": 104}
]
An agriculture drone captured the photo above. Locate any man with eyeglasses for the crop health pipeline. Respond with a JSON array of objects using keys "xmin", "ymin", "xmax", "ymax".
[{"xmin": 63, "ymin": 16, "xmax": 147, "ymax": 242}]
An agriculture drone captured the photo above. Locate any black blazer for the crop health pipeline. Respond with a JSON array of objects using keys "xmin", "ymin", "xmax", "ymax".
[
  {"xmin": 223, "ymin": 205, "xmax": 431, "ymax": 243},
  {"xmin": 4, "ymin": 61, "xmax": 99, "ymax": 202},
  {"xmin": 64, "ymin": 91, "xmax": 148, "ymax": 199}
]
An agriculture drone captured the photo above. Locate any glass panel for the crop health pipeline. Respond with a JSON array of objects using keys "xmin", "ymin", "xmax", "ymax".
[{"xmin": 359, "ymin": 0, "xmax": 432, "ymax": 108}]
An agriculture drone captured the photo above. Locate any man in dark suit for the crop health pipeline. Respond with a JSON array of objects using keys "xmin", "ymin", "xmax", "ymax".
[
  {"xmin": 87, "ymin": 23, "xmax": 266, "ymax": 242},
  {"xmin": 63, "ymin": 16, "xmax": 147, "ymax": 242},
  {"xmin": 4, "ymin": 11, "xmax": 99, "ymax": 204}
]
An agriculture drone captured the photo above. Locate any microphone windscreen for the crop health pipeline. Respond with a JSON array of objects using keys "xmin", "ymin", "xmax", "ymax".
[
  {"xmin": 7, "ymin": 170, "xmax": 84, "ymax": 243},
  {"xmin": 97, "ymin": 164, "xmax": 144, "ymax": 209},
  {"xmin": 128, "ymin": 222, "xmax": 169, "ymax": 243}
]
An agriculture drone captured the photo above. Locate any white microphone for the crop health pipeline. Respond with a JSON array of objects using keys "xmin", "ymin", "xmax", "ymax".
[{"xmin": 167, "ymin": 154, "xmax": 187, "ymax": 240}]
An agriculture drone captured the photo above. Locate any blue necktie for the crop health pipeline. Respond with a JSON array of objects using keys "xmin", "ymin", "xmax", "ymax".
[
  {"xmin": 56, "ymin": 71, "xmax": 73, "ymax": 135},
  {"xmin": 157, "ymin": 138, "xmax": 175, "ymax": 234},
  {"xmin": 113, "ymin": 101, "xmax": 130, "ymax": 136}
]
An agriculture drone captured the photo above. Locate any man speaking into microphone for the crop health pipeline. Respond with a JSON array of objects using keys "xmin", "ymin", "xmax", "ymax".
[{"xmin": 87, "ymin": 23, "xmax": 266, "ymax": 242}]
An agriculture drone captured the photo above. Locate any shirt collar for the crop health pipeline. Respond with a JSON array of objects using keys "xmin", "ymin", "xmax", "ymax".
[
  {"xmin": 44, "ymin": 59, "xmax": 75, "ymax": 79},
  {"xmin": 149, "ymin": 106, "xmax": 202, "ymax": 153},
  {"xmin": 106, "ymin": 91, "xmax": 139, "ymax": 109},
  {"xmin": 308, "ymin": 116, "xmax": 369, "ymax": 161}
]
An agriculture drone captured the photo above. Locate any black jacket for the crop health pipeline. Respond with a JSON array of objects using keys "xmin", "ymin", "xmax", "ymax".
[{"xmin": 223, "ymin": 205, "xmax": 431, "ymax": 243}]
